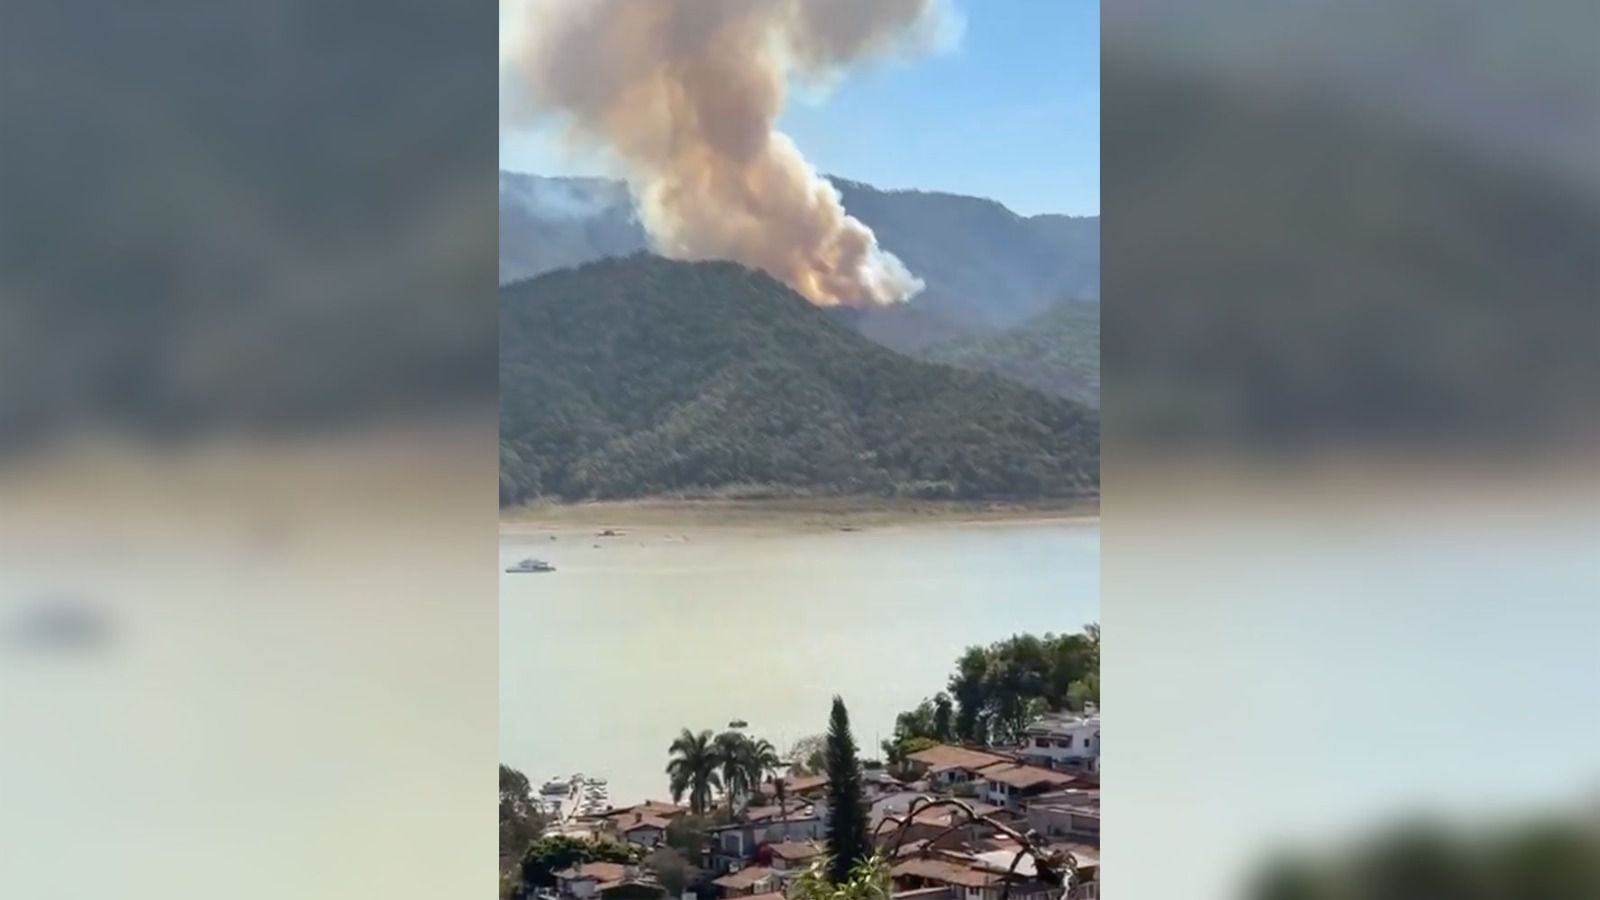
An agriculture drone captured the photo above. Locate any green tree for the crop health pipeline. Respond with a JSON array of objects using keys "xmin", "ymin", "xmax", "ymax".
[
  {"xmin": 932, "ymin": 693, "xmax": 954, "ymax": 741},
  {"xmin": 500, "ymin": 764, "xmax": 548, "ymax": 874},
  {"xmin": 789, "ymin": 734, "xmax": 827, "ymax": 774},
  {"xmin": 516, "ymin": 836, "xmax": 637, "ymax": 895},
  {"xmin": 713, "ymin": 731, "xmax": 752, "ymax": 812},
  {"xmin": 792, "ymin": 854, "xmax": 891, "ymax": 900},
  {"xmin": 665, "ymin": 809, "xmax": 729, "ymax": 858},
  {"xmin": 740, "ymin": 737, "xmax": 782, "ymax": 799},
  {"xmin": 645, "ymin": 846, "xmax": 700, "ymax": 896},
  {"xmin": 824, "ymin": 696, "xmax": 871, "ymax": 884},
  {"xmin": 949, "ymin": 646, "xmax": 991, "ymax": 743},
  {"xmin": 666, "ymin": 728, "xmax": 724, "ymax": 815}
]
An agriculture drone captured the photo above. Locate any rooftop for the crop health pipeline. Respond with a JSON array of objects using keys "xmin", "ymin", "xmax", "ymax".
[
  {"xmin": 617, "ymin": 813, "xmax": 673, "ymax": 832},
  {"xmin": 557, "ymin": 862, "xmax": 630, "ymax": 884},
  {"xmin": 767, "ymin": 840, "xmax": 824, "ymax": 862},
  {"xmin": 891, "ymin": 857, "xmax": 1002, "ymax": 889},
  {"xmin": 1025, "ymin": 713, "xmax": 1100, "ymax": 735},
  {"xmin": 712, "ymin": 866, "xmax": 777, "ymax": 891},
  {"xmin": 905, "ymin": 745, "xmax": 1012, "ymax": 774},
  {"xmin": 977, "ymin": 763, "xmax": 1082, "ymax": 790}
]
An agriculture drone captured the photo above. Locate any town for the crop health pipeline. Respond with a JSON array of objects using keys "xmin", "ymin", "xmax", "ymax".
[{"xmin": 501, "ymin": 701, "xmax": 1100, "ymax": 900}]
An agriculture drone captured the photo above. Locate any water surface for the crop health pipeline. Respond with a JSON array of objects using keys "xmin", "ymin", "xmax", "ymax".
[{"xmin": 500, "ymin": 519, "xmax": 1098, "ymax": 805}]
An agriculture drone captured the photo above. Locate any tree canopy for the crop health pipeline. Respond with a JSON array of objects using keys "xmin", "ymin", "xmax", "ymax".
[
  {"xmin": 891, "ymin": 627, "xmax": 1099, "ymax": 751},
  {"xmin": 500, "ymin": 256, "xmax": 1098, "ymax": 505},
  {"xmin": 824, "ymin": 697, "xmax": 871, "ymax": 884}
]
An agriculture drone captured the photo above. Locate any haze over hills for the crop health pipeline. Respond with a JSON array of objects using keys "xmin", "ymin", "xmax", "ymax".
[
  {"xmin": 499, "ymin": 255, "xmax": 1099, "ymax": 505},
  {"xmin": 498, "ymin": 172, "xmax": 646, "ymax": 285}
]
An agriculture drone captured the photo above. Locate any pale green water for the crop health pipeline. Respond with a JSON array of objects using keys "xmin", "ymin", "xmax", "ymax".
[{"xmin": 500, "ymin": 519, "xmax": 1098, "ymax": 806}]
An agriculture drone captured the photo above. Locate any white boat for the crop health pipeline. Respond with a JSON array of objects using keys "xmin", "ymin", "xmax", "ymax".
[{"xmin": 507, "ymin": 558, "xmax": 556, "ymax": 574}]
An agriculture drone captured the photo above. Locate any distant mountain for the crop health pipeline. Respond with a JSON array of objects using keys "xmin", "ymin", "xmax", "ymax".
[
  {"xmin": 831, "ymin": 178, "xmax": 1099, "ymax": 331},
  {"xmin": 496, "ymin": 171, "xmax": 1098, "ymax": 334},
  {"xmin": 498, "ymin": 172, "xmax": 648, "ymax": 284},
  {"xmin": 919, "ymin": 299, "xmax": 1100, "ymax": 407},
  {"xmin": 500, "ymin": 256, "xmax": 1099, "ymax": 504}
]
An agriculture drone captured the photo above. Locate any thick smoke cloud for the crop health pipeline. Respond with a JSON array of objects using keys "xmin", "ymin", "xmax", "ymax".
[{"xmin": 503, "ymin": 0, "xmax": 941, "ymax": 306}]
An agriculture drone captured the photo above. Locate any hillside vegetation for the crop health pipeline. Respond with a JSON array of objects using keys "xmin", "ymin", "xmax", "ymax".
[
  {"xmin": 920, "ymin": 299, "xmax": 1100, "ymax": 407},
  {"xmin": 500, "ymin": 256, "xmax": 1098, "ymax": 504}
]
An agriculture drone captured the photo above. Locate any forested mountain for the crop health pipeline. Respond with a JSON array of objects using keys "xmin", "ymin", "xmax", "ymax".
[
  {"xmin": 830, "ymin": 178, "xmax": 1098, "ymax": 333},
  {"xmin": 498, "ymin": 172, "xmax": 648, "ymax": 284},
  {"xmin": 919, "ymin": 299, "xmax": 1100, "ymax": 407},
  {"xmin": 496, "ymin": 172, "xmax": 1098, "ymax": 332},
  {"xmin": 500, "ymin": 256, "xmax": 1098, "ymax": 505}
]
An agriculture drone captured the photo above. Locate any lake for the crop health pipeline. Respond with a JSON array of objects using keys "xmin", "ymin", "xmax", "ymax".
[{"xmin": 500, "ymin": 518, "xmax": 1099, "ymax": 806}]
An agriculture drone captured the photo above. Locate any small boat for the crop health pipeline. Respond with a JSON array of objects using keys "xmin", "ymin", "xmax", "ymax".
[
  {"xmin": 507, "ymin": 558, "xmax": 556, "ymax": 574},
  {"xmin": 728, "ymin": 718, "xmax": 749, "ymax": 729},
  {"xmin": 597, "ymin": 528, "xmax": 626, "ymax": 537}
]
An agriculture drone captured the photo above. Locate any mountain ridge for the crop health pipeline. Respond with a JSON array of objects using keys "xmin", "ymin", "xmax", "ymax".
[
  {"xmin": 497, "ymin": 171, "xmax": 1099, "ymax": 330},
  {"xmin": 499, "ymin": 255, "xmax": 1098, "ymax": 505}
]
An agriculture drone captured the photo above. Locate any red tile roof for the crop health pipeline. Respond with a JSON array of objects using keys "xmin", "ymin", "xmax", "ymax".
[
  {"xmin": 558, "ymin": 862, "xmax": 629, "ymax": 883},
  {"xmin": 767, "ymin": 840, "xmax": 824, "ymax": 862},
  {"xmin": 976, "ymin": 764, "xmax": 1080, "ymax": 790},
  {"xmin": 905, "ymin": 745, "xmax": 1012, "ymax": 774},
  {"xmin": 891, "ymin": 857, "xmax": 1002, "ymax": 889},
  {"xmin": 712, "ymin": 866, "xmax": 777, "ymax": 890},
  {"xmin": 619, "ymin": 814, "xmax": 672, "ymax": 832}
]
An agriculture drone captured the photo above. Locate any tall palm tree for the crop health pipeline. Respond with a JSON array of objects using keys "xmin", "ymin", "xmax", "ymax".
[
  {"xmin": 740, "ymin": 738, "xmax": 782, "ymax": 802},
  {"xmin": 666, "ymin": 728, "xmax": 723, "ymax": 815},
  {"xmin": 714, "ymin": 731, "xmax": 751, "ymax": 812}
]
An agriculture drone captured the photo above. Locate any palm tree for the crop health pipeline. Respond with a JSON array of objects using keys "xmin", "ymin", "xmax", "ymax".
[
  {"xmin": 666, "ymin": 728, "xmax": 723, "ymax": 815},
  {"xmin": 740, "ymin": 737, "xmax": 782, "ymax": 800},
  {"xmin": 714, "ymin": 731, "xmax": 751, "ymax": 812}
]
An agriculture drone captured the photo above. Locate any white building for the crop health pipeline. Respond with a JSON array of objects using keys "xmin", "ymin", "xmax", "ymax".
[{"xmin": 1017, "ymin": 709, "xmax": 1099, "ymax": 773}]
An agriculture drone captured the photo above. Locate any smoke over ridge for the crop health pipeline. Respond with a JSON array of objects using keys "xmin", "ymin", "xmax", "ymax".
[{"xmin": 502, "ymin": 0, "xmax": 946, "ymax": 307}]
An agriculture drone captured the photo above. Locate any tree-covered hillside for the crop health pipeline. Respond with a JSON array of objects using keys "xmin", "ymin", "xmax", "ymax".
[
  {"xmin": 920, "ymin": 299, "xmax": 1100, "ymax": 407},
  {"xmin": 500, "ymin": 256, "xmax": 1098, "ymax": 504}
]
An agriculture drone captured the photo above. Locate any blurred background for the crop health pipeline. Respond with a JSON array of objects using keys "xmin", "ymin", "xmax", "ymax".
[
  {"xmin": 1101, "ymin": 1, "xmax": 1599, "ymax": 897},
  {"xmin": 1, "ymin": 2, "xmax": 499, "ymax": 898}
]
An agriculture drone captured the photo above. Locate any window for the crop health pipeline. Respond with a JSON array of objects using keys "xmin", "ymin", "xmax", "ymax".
[{"xmin": 1034, "ymin": 737, "xmax": 1049, "ymax": 748}]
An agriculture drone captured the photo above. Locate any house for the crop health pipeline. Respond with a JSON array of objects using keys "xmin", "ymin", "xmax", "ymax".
[
  {"xmin": 710, "ymin": 801, "xmax": 823, "ymax": 872},
  {"xmin": 601, "ymin": 802, "xmax": 688, "ymax": 849},
  {"xmin": 863, "ymin": 768, "xmax": 906, "ymax": 797},
  {"xmin": 1023, "ymin": 791, "xmax": 1099, "ymax": 843},
  {"xmin": 766, "ymin": 840, "xmax": 824, "ymax": 872},
  {"xmin": 890, "ymin": 852, "xmax": 1060, "ymax": 900},
  {"xmin": 612, "ymin": 811, "xmax": 673, "ymax": 848},
  {"xmin": 711, "ymin": 865, "xmax": 778, "ymax": 898},
  {"xmin": 874, "ymin": 798, "xmax": 1012, "ymax": 856},
  {"xmin": 902, "ymin": 746, "xmax": 1013, "ymax": 789},
  {"xmin": 554, "ymin": 862, "xmax": 667, "ymax": 900},
  {"xmin": 1016, "ymin": 711, "xmax": 1099, "ymax": 774},
  {"xmin": 973, "ymin": 764, "xmax": 1083, "ymax": 812},
  {"xmin": 765, "ymin": 839, "xmax": 824, "ymax": 885},
  {"xmin": 768, "ymin": 772, "xmax": 830, "ymax": 800}
]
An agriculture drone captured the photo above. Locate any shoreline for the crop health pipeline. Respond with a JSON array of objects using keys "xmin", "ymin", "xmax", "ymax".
[{"xmin": 499, "ymin": 495, "xmax": 1099, "ymax": 532}]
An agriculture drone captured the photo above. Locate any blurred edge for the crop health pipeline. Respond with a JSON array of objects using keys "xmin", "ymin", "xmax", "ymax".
[
  {"xmin": 1102, "ymin": 2, "xmax": 1599, "ymax": 899},
  {"xmin": 1, "ymin": 2, "xmax": 499, "ymax": 899}
]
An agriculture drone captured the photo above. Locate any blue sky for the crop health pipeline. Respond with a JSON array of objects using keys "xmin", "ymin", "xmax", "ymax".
[{"xmin": 500, "ymin": 1, "xmax": 1099, "ymax": 217}]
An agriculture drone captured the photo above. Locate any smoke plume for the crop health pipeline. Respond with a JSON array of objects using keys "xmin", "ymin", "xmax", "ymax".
[{"xmin": 503, "ymin": 0, "xmax": 943, "ymax": 306}]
